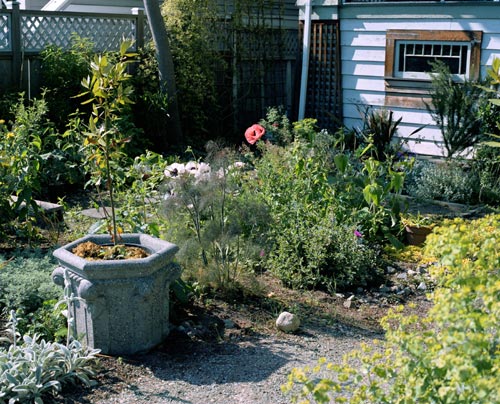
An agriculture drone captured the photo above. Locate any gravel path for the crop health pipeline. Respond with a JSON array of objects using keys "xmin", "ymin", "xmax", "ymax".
[{"xmin": 74, "ymin": 322, "xmax": 382, "ymax": 404}]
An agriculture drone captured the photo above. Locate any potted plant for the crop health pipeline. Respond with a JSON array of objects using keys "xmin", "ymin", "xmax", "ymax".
[
  {"xmin": 401, "ymin": 213, "xmax": 439, "ymax": 246},
  {"xmin": 52, "ymin": 40, "xmax": 181, "ymax": 355}
]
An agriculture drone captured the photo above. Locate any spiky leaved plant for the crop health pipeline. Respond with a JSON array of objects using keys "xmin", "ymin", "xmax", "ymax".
[{"xmin": 426, "ymin": 60, "xmax": 486, "ymax": 158}]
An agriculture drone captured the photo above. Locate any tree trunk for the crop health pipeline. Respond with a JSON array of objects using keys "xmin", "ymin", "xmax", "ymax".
[{"xmin": 143, "ymin": 0, "xmax": 183, "ymax": 146}]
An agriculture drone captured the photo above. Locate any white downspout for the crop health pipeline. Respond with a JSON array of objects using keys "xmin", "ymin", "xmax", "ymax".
[
  {"xmin": 298, "ymin": 0, "xmax": 312, "ymax": 120},
  {"xmin": 42, "ymin": 0, "xmax": 71, "ymax": 11}
]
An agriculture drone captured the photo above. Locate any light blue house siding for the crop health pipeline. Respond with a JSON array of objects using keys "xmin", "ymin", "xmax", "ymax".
[{"xmin": 299, "ymin": 1, "xmax": 500, "ymax": 156}]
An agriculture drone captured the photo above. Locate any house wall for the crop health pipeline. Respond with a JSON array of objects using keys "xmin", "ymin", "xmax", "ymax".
[
  {"xmin": 300, "ymin": 2, "xmax": 500, "ymax": 156},
  {"xmin": 23, "ymin": 0, "xmax": 151, "ymax": 12}
]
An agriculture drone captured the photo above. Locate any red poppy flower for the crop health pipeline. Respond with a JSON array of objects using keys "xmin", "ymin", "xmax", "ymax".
[{"xmin": 244, "ymin": 124, "xmax": 265, "ymax": 145}]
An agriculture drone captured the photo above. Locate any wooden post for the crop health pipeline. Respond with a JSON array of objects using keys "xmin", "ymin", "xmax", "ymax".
[
  {"xmin": 132, "ymin": 7, "xmax": 145, "ymax": 50},
  {"xmin": 11, "ymin": 1, "xmax": 21, "ymax": 89}
]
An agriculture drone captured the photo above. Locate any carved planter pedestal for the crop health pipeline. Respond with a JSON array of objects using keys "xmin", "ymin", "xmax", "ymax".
[{"xmin": 52, "ymin": 233, "xmax": 181, "ymax": 356}]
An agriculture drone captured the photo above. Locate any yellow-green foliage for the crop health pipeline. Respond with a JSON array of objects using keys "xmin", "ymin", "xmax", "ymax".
[{"xmin": 283, "ymin": 214, "xmax": 500, "ymax": 403}]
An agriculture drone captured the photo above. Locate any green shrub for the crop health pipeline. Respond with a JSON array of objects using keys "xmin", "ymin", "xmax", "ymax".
[
  {"xmin": 255, "ymin": 136, "xmax": 385, "ymax": 291},
  {"xmin": 258, "ymin": 106, "xmax": 294, "ymax": 146},
  {"xmin": 472, "ymin": 145, "xmax": 500, "ymax": 205},
  {"xmin": 405, "ymin": 159, "xmax": 479, "ymax": 204},
  {"xmin": 268, "ymin": 212, "xmax": 383, "ymax": 291},
  {"xmin": 283, "ymin": 214, "xmax": 500, "ymax": 403},
  {"xmin": 0, "ymin": 252, "xmax": 61, "ymax": 314},
  {"xmin": 0, "ymin": 95, "xmax": 49, "ymax": 227},
  {"xmin": 16, "ymin": 299, "xmax": 68, "ymax": 344},
  {"xmin": 40, "ymin": 35, "xmax": 93, "ymax": 132},
  {"xmin": 129, "ymin": 44, "xmax": 171, "ymax": 153}
]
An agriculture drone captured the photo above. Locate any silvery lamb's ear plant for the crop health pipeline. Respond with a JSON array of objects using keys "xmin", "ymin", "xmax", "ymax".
[
  {"xmin": 78, "ymin": 38, "xmax": 138, "ymax": 244},
  {"xmin": 0, "ymin": 274, "xmax": 100, "ymax": 404},
  {"xmin": 53, "ymin": 269, "xmax": 84, "ymax": 345}
]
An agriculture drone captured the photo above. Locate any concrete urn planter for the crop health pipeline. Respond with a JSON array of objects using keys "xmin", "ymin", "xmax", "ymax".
[{"xmin": 52, "ymin": 233, "xmax": 181, "ymax": 356}]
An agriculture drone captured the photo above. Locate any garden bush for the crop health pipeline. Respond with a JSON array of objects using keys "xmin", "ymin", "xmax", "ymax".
[
  {"xmin": 254, "ymin": 130, "xmax": 387, "ymax": 291},
  {"xmin": 405, "ymin": 159, "xmax": 479, "ymax": 204},
  {"xmin": 0, "ymin": 251, "xmax": 64, "ymax": 341},
  {"xmin": 472, "ymin": 145, "xmax": 500, "ymax": 205},
  {"xmin": 283, "ymin": 214, "xmax": 500, "ymax": 403},
  {"xmin": 0, "ymin": 252, "xmax": 60, "ymax": 313},
  {"xmin": 0, "ymin": 96, "xmax": 48, "ymax": 227},
  {"xmin": 40, "ymin": 36, "xmax": 93, "ymax": 132},
  {"xmin": 258, "ymin": 106, "xmax": 294, "ymax": 146}
]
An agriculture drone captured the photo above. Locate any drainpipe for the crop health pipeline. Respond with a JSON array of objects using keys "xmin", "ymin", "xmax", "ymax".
[
  {"xmin": 42, "ymin": 0, "xmax": 71, "ymax": 11},
  {"xmin": 298, "ymin": 0, "xmax": 312, "ymax": 120}
]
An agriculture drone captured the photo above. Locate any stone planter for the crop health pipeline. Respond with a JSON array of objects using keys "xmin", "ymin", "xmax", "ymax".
[{"xmin": 52, "ymin": 233, "xmax": 181, "ymax": 355}]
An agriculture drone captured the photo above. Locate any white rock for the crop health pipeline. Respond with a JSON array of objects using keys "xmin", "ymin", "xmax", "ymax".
[
  {"xmin": 276, "ymin": 311, "xmax": 300, "ymax": 333},
  {"xmin": 417, "ymin": 282, "xmax": 427, "ymax": 291},
  {"xmin": 343, "ymin": 295, "xmax": 355, "ymax": 309}
]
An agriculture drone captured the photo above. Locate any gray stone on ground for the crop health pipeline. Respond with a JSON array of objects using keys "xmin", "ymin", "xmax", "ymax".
[
  {"xmin": 80, "ymin": 206, "xmax": 112, "ymax": 219},
  {"xmin": 276, "ymin": 311, "xmax": 300, "ymax": 333}
]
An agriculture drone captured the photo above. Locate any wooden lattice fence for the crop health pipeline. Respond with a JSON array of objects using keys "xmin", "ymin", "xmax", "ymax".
[
  {"xmin": 0, "ymin": 2, "xmax": 301, "ymax": 136},
  {"xmin": 0, "ymin": 3, "xmax": 148, "ymax": 94}
]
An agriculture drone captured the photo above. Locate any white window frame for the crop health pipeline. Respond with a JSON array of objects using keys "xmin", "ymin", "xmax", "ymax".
[{"xmin": 394, "ymin": 40, "xmax": 472, "ymax": 81}]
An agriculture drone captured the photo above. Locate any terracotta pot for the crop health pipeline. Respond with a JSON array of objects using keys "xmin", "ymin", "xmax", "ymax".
[{"xmin": 405, "ymin": 225, "xmax": 433, "ymax": 246}]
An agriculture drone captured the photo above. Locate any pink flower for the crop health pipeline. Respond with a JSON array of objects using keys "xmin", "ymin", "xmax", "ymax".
[
  {"xmin": 354, "ymin": 230, "xmax": 363, "ymax": 238},
  {"xmin": 245, "ymin": 124, "xmax": 265, "ymax": 145}
]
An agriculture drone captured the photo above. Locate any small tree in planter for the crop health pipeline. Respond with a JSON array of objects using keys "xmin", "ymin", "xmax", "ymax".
[
  {"xmin": 79, "ymin": 39, "xmax": 136, "ymax": 247},
  {"xmin": 51, "ymin": 40, "xmax": 181, "ymax": 355}
]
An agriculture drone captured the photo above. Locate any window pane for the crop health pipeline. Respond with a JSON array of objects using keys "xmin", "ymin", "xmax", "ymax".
[
  {"xmin": 424, "ymin": 44, "xmax": 432, "ymax": 55},
  {"xmin": 443, "ymin": 45, "xmax": 451, "ymax": 55},
  {"xmin": 460, "ymin": 45, "xmax": 467, "ymax": 74},
  {"xmin": 399, "ymin": 43, "xmax": 405, "ymax": 71},
  {"xmin": 415, "ymin": 44, "xmax": 423, "ymax": 55},
  {"xmin": 441, "ymin": 57, "xmax": 460, "ymax": 74},
  {"xmin": 451, "ymin": 45, "xmax": 460, "ymax": 56},
  {"xmin": 434, "ymin": 44, "xmax": 442, "ymax": 55},
  {"xmin": 406, "ymin": 56, "xmax": 434, "ymax": 72}
]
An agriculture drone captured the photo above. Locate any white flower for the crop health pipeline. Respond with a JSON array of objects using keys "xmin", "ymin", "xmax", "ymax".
[
  {"xmin": 194, "ymin": 162, "xmax": 211, "ymax": 181},
  {"xmin": 231, "ymin": 161, "xmax": 245, "ymax": 169},
  {"xmin": 185, "ymin": 161, "xmax": 198, "ymax": 172},
  {"xmin": 164, "ymin": 162, "xmax": 186, "ymax": 178}
]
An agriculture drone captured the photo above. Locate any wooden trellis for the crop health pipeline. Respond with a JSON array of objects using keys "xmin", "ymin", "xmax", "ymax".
[{"xmin": 299, "ymin": 19, "xmax": 342, "ymax": 131}]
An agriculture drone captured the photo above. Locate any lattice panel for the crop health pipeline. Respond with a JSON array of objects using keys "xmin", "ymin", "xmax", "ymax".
[
  {"xmin": 283, "ymin": 28, "xmax": 299, "ymax": 59},
  {"xmin": 21, "ymin": 14, "xmax": 136, "ymax": 52},
  {"xmin": 0, "ymin": 14, "xmax": 9, "ymax": 51},
  {"xmin": 302, "ymin": 20, "xmax": 342, "ymax": 131},
  {"xmin": 236, "ymin": 26, "xmax": 298, "ymax": 61}
]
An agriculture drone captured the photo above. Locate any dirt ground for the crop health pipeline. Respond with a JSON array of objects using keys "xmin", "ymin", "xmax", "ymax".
[{"xmin": 47, "ymin": 264, "xmax": 434, "ymax": 404}]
